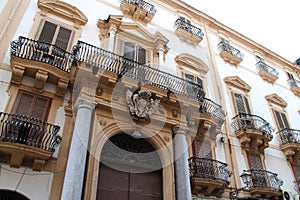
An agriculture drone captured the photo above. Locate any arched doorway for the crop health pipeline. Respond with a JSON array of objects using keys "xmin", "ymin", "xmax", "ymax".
[
  {"xmin": 0, "ymin": 190, "xmax": 29, "ymax": 200},
  {"xmin": 96, "ymin": 133, "xmax": 163, "ymax": 200}
]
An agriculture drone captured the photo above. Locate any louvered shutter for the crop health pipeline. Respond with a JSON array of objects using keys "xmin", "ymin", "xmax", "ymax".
[
  {"xmin": 124, "ymin": 42, "xmax": 135, "ymax": 60},
  {"xmin": 15, "ymin": 92, "xmax": 34, "ymax": 116},
  {"xmin": 137, "ymin": 46, "xmax": 146, "ymax": 64},
  {"xmin": 192, "ymin": 138, "xmax": 212, "ymax": 158},
  {"xmin": 247, "ymin": 152, "xmax": 263, "ymax": 169},
  {"xmin": 292, "ymin": 164, "xmax": 300, "ymax": 181},
  {"xmin": 14, "ymin": 91, "xmax": 51, "ymax": 121},
  {"xmin": 274, "ymin": 110, "xmax": 290, "ymax": 129},
  {"xmin": 234, "ymin": 93, "xmax": 250, "ymax": 114},
  {"xmin": 54, "ymin": 26, "xmax": 72, "ymax": 50},
  {"xmin": 38, "ymin": 21, "xmax": 57, "ymax": 44},
  {"xmin": 31, "ymin": 96, "xmax": 50, "ymax": 120}
]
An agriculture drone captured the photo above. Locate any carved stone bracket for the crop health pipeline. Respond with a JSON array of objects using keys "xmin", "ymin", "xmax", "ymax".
[
  {"xmin": 34, "ymin": 70, "xmax": 48, "ymax": 92},
  {"xmin": 57, "ymin": 78, "xmax": 69, "ymax": 97},
  {"xmin": 11, "ymin": 65, "xmax": 25, "ymax": 85}
]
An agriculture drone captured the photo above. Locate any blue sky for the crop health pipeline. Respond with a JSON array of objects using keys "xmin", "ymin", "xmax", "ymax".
[{"xmin": 182, "ymin": 0, "xmax": 299, "ymax": 63}]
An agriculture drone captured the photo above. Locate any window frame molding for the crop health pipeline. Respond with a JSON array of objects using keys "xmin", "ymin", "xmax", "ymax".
[{"xmin": 28, "ymin": 0, "xmax": 87, "ymax": 51}]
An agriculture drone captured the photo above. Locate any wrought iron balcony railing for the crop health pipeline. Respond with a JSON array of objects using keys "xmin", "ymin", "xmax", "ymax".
[
  {"xmin": 174, "ymin": 18, "xmax": 204, "ymax": 40},
  {"xmin": 74, "ymin": 41, "xmax": 206, "ymax": 101},
  {"xmin": 277, "ymin": 128, "xmax": 300, "ymax": 145},
  {"xmin": 217, "ymin": 41, "xmax": 244, "ymax": 59},
  {"xmin": 189, "ymin": 157, "xmax": 231, "ymax": 185},
  {"xmin": 119, "ymin": 0, "xmax": 156, "ymax": 14},
  {"xmin": 256, "ymin": 61, "xmax": 279, "ymax": 77},
  {"xmin": 11, "ymin": 36, "xmax": 74, "ymax": 72},
  {"xmin": 0, "ymin": 112, "xmax": 61, "ymax": 152},
  {"xmin": 245, "ymin": 169, "xmax": 283, "ymax": 190},
  {"xmin": 199, "ymin": 98, "xmax": 226, "ymax": 126},
  {"xmin": 288, "ymin": 78, "xmax": 300, "ymax": 88},
  {"xmin": 231, "ymin": 113, "xmax": 274, "ymax": 136}
]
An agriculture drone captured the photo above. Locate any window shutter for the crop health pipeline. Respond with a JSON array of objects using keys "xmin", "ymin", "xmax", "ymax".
[
  {"xmin": 243, "ymin": 96, "xmax": 251, "ymax": 114},
  {"xmin": 38, "ymin": 21, "xmax": 57, "ymax": 44},
  {"xmin": 234, "ymin": 93, "xmax": 250, "ymax": 114},
  {"xmin": 274, "ymin": 110, "xmax": 290, "ymax": 129},
  {"xmin": 31, "ymin": 96, "xmax": 50, "ymax": 120},
  {"xmin": 292, "ymin": 164, "xmax": 300, "ymax": 180},
  {"xmin": 14, "ymin": 91, "xmax": 51, "ymax": 121},
  {"xmin": 55, "ymin": 27, "xmax": 72, "ymax": 50},
  {"xmin": 15, "ymin": 92, "xmax": 34, "ymax": 116},
  {"xmin": 192, "ymin": 139, "xmax": 212, "ymax": 158},
  {"xmin": 247, "ymin": 152, "xmax": 263, "ymax": 169},
  {"xmin": 137, "ymin": 46, "xmax": 146, "ymax": 64}
]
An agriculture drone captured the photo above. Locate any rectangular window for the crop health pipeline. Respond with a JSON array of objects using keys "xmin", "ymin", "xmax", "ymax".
[
  {"xmin": 37, "ymin": 21, "xmax": 72, "ymax": 50},
  {"xmin": 124, "ymin": 42, "xmax": 146, "ymax": 64},
  {"xmin": 13, "ymin": 91, "xmax": 51, "ymax": 121},
  {"xmin": 273, "ymin": 109, "xmax": 290, "ymax": 130},
  {"xmin": 247, "ymin": 152, "xmax": 267, "ymax": 187},
  {"xmin": 233, "ymin": 93, "xmax": 251, "ymax": 114}
]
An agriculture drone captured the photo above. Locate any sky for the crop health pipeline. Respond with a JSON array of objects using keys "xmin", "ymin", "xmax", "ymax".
[{"xmin": 182, "ymin": 0, "xmax": 299, "ymax": 63}]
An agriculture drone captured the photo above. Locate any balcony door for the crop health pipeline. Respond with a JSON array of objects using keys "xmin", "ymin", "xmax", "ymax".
[
  {"xmin": 96, "ymin": 134, "xmax": 163, "ymax": 200},
  {"xmin": 247, "ymin": 152, "xmax": 267, "ymax": 188}
]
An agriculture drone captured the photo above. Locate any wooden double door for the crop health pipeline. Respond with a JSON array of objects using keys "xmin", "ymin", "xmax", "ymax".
[{"xmin": 97, "ymin": 164, "xmax": 162, "ymax": 200}]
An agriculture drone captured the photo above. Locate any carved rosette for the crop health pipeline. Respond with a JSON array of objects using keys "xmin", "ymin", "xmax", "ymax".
[{"xmin": 126, "ymin": 89, "xmax": 160, "ymax": 124}]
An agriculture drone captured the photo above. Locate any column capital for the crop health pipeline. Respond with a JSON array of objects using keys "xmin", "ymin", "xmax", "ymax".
[
  {"xmin": 172, "ymin": 125, "xmax": 189, "ymax": 135},
  {"xmin": 75, "ymin": 97, "xmax": 97, "ymax": 111}
]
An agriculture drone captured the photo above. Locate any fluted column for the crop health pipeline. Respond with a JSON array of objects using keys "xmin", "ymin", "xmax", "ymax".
[
  {"xmin": 172, "ymin": 125, "xmax": 192, "ymax": 200},
  {"xmin": 61, "ymin": 98, "xmax": 96, "ymax": 200}
]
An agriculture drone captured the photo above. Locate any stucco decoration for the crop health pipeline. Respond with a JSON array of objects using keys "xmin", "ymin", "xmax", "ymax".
[
  {"xmin": 265, "ymin": 93, "xmax": 287, "ymax": 108},
  {"xmin": 126, "ymin": 89, "xmax": 160, "ymax": 120},
  {"xmin": 224, "ymin": 76, "xmax": 251, "ymax": 93}
]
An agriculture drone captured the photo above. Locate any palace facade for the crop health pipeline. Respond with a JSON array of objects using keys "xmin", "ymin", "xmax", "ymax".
[{"xmin": 0, "ymin": 0, "xmax": 300, "ymax": 199}]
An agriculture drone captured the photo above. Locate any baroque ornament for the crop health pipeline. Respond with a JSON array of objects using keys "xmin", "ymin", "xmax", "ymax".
[{"xmin": 126, "ymin": 89, "xmax": 160, "ymax": 120}]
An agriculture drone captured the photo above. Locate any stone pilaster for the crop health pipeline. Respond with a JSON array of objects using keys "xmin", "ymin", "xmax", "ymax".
[{"xmin": 172, "ymin": 125, "xmax": 192, "ymax": 200}]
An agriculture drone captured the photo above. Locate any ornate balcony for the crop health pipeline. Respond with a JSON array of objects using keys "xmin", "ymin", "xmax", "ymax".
[
  {"xmin": 244, "ymin": 169, "xmax": 283, "ymax": 199},
  {"xmin": 74, "ymin": 41, "xmax": 206, "ymax": 102},
  {"xmin": 189, "ymin": 157, "xmax": 231, "ymax": 197},
  {"xmin": 0, "ymin": 112, "xmax": 61, "ymax": 171},
  {"xmin": 119, "ymin": 0, "xmax": 156, "ymax": 25},
  {"xmin": 197, "ymin": 98, "xmax": 226, "ymax": 139},
  {"xmin": 288, "ymin": 78, "xmax": 300, "ymax": 97},
  {"xmin": 10, "ymin": 36, "xmax": 74, "ymax": 96},
  {"xmin": 217, "ymin": 41, "xmax": 244, "ymax": 66},
  {"xmin": 277, "ymin": 128, "xmax": 300, "ymax": 162},
  {"xmin": 231, "ymin": 113, "xmax": 274, "ymax": 152},
  {"xmin": 174, "ymin": 18, "xmax": 204, "ymax": 46},
  {"xmin": 256, "ymin": 61, "xmax": 279, "ymax": 84}
]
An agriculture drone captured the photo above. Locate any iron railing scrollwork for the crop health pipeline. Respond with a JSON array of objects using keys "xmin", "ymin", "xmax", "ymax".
[
  {"xmin": 256, "ymin": 61, "xmax": 279, "ymax": 77},
  {"xmin": 74, "ymin": 41, "xmax": 206, "ymax": 101},
  {"xmin": 288, "ymin": 78, "xmax": 300, "ymax": 88},
  {"xmin": 231, "ymin": 113, "xmax": 274, "ymax": 137},
  {"xmin": 199, "ymin": 98, "xmax": 226, "ymax": 127},
  {"xmin": 0, "ymin": 112, "xmax": 61, "ymax": 152},
  {"xmin": 245, "ymin": 169, "xmax": 283, "ymax": 190},
  {"xmin": 119, "ymin": 0, "xmax": 156, "ymax": 14},
  {"xmin": 11, "ymin": 36, "xmax": 74, "ymax": 72},
  {"xmin": 217, "ymin": 41, "xmax": 244, "ymax": 59},
  {"xmin": 189, "ymin": 157, "xmax": 231, "ymax": 185},
  {"xmin": 277, "ymin": 128, "xmax": 300, "ymax": 145},
  {"xmin": 174, "ymin": 18, "xmax": 204, "ymax": 39}
]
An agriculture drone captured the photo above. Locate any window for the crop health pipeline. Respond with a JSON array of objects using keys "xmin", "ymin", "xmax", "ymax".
[
  {"xmin": 184, "ymin": 73, "xmax": 203, "ymax": 88},
  {"xmin": 247, "ymin": 152, "xmax": 267, "ymax": 187},
  {"xmin": 124, "ymin": 42, "xmax": 146, "ymax": 64},
  {"xmin": 13, "ymin": 91, "xmax": 51, "ymax": 121},
  {"xmin": 192, "ymin": 138, "xmax": 212, "ymax": 158},
  {"xmin": 292, "ymin": 164, "xmax": 300, "ymax": 185},
  {"xmin": 273, "ymin": 109, "xmax": 290, "ymax": 130},
  {"xmin": 232, "ymin": 92, "xmax": 251, "ymax": 114},
  {"xmin": 36, "ymin": 21, "xmax": 72, "ymax": 50}
]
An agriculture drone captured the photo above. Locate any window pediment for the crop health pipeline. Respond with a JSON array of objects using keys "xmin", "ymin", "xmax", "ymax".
[
  {"xmin": 118, "ymin": 22, "xmax": 168, "ymax": 48},
  {"xmin": 175, "ymin": 54, "xmax": 208, "ymax": 74},
  {"xmin": 224, "ymin": 76, "xmax": 251, "ymax": 92},
  {"xmin": 38, "ymin": 0, "xmax": 88, "ymax": 25},
  {"xmin": 265, "ymin": 93, "xmax": 287, "ymax": 108}
]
